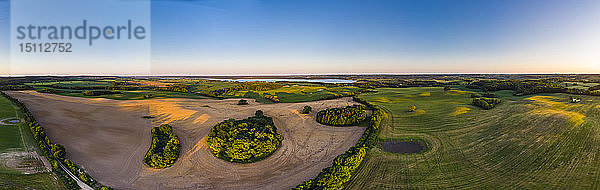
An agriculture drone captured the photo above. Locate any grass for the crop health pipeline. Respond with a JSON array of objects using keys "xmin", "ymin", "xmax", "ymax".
[
  {"xmin": 0, "ymin": 97, "xmax": 22, "ymax": 152},
  {"xmin": 347, "ymin": 87, "xmax": 600, "ymax": 189},
  {"xmin": 0, "ymin": 95, "xmax": 66, "ymax": 189},
  {"xmin": 0, "ymin": 173, "xmax": 65, "ymax": 190}
]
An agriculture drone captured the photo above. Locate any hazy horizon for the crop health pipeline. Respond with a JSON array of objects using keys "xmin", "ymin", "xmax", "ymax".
[{"xmin": 1, "ymin": 0, "xmax": 599, "ymax": 75}]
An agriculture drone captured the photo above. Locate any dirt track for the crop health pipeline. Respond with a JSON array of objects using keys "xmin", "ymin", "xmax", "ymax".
[{"xmin": 6, "ymin": 91, "xmax": 365, "ymax": 189}]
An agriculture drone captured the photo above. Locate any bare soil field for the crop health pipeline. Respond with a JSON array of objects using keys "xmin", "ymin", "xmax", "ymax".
[{"xmin": 6, "ymin": 91, "xmax": 364, "ymax": 189}]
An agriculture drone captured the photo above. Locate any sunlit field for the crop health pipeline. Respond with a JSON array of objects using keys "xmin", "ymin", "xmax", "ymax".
[{"xmin": 349, "ymin": 87, "xmax": 600, "ymax": 189}]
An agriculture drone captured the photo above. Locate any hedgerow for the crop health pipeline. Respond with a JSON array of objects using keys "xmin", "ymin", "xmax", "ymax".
[
  {"xmin": 294, "ymin": 96, "xmax": 386, "ymax": 190},
  {"xmin": 315, "ymin": 105, "xmax": 367, "ymax": 126}
]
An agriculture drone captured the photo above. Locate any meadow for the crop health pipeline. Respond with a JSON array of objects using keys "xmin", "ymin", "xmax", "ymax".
[{"xmin": 349, "ymin": 87, "xmax": 600, "ymax": 189}]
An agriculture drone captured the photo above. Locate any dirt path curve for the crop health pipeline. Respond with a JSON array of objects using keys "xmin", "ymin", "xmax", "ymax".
[{"xmin": 6, "ymin": 91, "xmax": 365, "ymax": 190}]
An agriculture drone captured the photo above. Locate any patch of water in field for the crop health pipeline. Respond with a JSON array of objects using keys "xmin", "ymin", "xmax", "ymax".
[
  {"xmin": 382, "ymin": 141, "xmax": 425, "ymax": 154},
  {"xmin": 6, "ymin": 119, "xmax": 20, "ymax": 124}
]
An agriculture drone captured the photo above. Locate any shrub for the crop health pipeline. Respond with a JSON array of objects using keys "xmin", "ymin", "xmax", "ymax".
[
  {"xmin": 207, "ymin": 111, "xmax": 283, "ymax": 163},
  {"xmin": 142, "ymin": 94, "xmax": 153, "ymax": 99},
  {"xmin": 301, "ymin": 106, "xmax": 312, "ymax": 114},
  {"xmin": 143, "ymin": 124, "xmax": 181, "ymax": 169},
  {"xmin": 264, "ymin": 94, "xmax": 280, "ymax": 103},
  {"xmin": 472, "ymin": 97, "xmax": 501, "ymax": 109},
  {"xmin": 316, "ymin": 105, "xmax": 367, "ymax": 126},
  {"xmin": 237, "ymin": 99, "xmax": 248, "ymax": 105},
  {"xmin": 408, "ymin": 105, "xmax": 417, "ymax": 112}
]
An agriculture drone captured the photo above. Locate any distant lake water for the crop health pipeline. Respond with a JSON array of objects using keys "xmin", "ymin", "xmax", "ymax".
[{"xmin": 201, "ymin": 78, "xmax": 356, "ymax": 84}]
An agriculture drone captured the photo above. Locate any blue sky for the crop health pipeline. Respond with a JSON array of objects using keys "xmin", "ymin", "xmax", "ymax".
[{"xmin": 2, "ymin": 0, "xmax": 600, "ymax": 75}]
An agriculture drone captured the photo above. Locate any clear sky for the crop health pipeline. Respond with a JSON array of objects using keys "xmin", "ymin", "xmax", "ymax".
[{"xmin": 2, "ymin": 0, "xmax": 600, "ymax": 75}]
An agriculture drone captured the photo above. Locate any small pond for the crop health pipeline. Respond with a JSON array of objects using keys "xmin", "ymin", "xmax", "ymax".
[
  {"xmin": 1, "ymin": 118, "xmax": 21, "ymax": 125},
  {"xmin": 5, "ymin": 119, "xmax": 21, "ymax": 124},
  {"xmin": 382, "ymin": 141, "xmax": 426, "ymax": 154}
]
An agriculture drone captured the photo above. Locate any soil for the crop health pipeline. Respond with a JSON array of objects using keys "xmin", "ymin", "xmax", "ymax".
[
  {"xmin": 6, "ymin": 91, "xmax": 365, "ymax": 190},
  {"xmin": 0, "ymin": 151, "xmax": 49, "ymax": 174}
]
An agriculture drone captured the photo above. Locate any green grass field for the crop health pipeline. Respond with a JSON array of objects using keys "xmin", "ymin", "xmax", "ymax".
[
  {"xmin": 0, "ymin": 95, "xmax": 66, "ymax": 190},
  {"xmin": 348, "ymin": 87, "xmax": 600, "ymax": 189},
  {"xmin": 0, "ymin": 97, "xmax": 22, "ymax": 152}
]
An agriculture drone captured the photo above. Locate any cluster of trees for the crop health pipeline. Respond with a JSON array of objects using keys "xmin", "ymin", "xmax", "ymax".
[
  {"xmin": 470, "ymin": 92, "xmax": 496, "ymax": 98},
  {"xmin": 408, "ymin": 105, "xmax": 417, "ymax": 112},
  {"xmin": 82, "ymin": 90, "xmax": 121, "ymax": 96},
  {"xmin": 467, "ymin": 80, "xmax": 517, "ymax": 91},
  {"xmin": 301, "ymin": 106, "xmax": 312, "ymax": 114},
  {"xmin": 238, "ymin": 99, "xmax": 248, "ymax": 105},
  {"xmin": 238, "ymin": 82, "xmax": 283, "ymax": 91},
  {"xmin": 0, "ymin": 92, "xmax": 112, "ymax": 190},
  {"xmin": 295, "ymin": 97, "xmax": 386, "ymax": 190},
  {"xmin": 142, "ymin": 94, "xmax": 154, "ymax": 99},
  {"xmin": 207, "ymin": 110, "xmax": 283, "ymax": 163},
  {"xmin": 0, "ymin": 85, "xmax": 32, "ymax": 90},
  {"xmin": 201, "ymin": 82, "xmax": 283, "ymax": 97},
  {"xmin": 156, "ymin": 84, "xmax": 193, "ymax": 93},
  {"xmin": 353, "ymin": 80, "xmax": 458, "ymax": 89},
  {"xmin": 472, "ymin": 97, "xmax": 501, "ymax": 110},
  {"xmin": 316, "ymin": 105, "xmax": 368, "ymax": 126},
  {"xmin": 143, "ymin": 124, "xmax": 181, "ymax": 169},
  {"xmin": 263, "ymin": 94, "xmax": 280, "ymax": 103},
  {"xmin": 37, "ymin": 88, "xmax": 65, "ymax": 94}
]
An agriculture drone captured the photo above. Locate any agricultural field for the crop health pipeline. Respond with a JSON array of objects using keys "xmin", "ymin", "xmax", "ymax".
[
  {"xmin": 6, "ymin": 91, "xmax": 365, "ymax": 189},
  {"xmin": 23, "ymin": 78, "xmax": 361, "ymax": 103},
  {"xmin": 0, "ymin": 95, "xmax": 65, "ymax": 189},
  {"xmin": 562, "ymin": 82, "xmax": 600, "ymax": 90},
  {"xmin": 348, "ymin": 87, "xmax": 600, "ymax": 189}
]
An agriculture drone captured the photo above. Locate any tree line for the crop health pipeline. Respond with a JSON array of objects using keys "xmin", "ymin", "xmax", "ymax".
[
  {"xmin": 316, "ymin": 105, "xmax": 368, "ymax": 126},
  {"xmin": 0, "ymin": 92, "xmax": 112, "ymax": 190},
  {"xmin": 82, "ymin": 90, "xmax": 122, "ymax": 96},
  {"xmin": 144, "ymin": 124, "xmax": 181, "ymax": 169},
  {"xmin": 467, "ymin": 79, "xmax": 600, "ymax": 97},
  {"xmin": 207, "ymin": 110, "xmax": 283, "ymax": 163},
  {"xmin": 295, "ymin": 96, "xmax": 386, "ymax": 189},
  {"xmin": 353, "ymin": 80, "xmax": 459, "ymax": 89}
]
